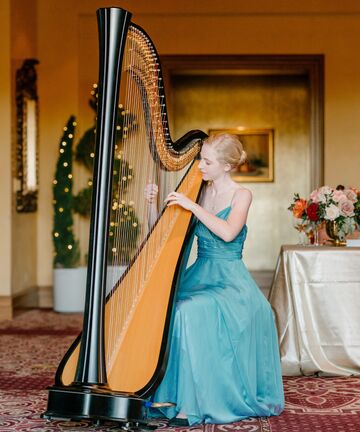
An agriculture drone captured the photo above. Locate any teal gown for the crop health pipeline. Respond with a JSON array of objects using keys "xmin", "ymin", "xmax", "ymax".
[{"xmin": 150, "ymin": 207, "xmax": 284, "ymax": 425}]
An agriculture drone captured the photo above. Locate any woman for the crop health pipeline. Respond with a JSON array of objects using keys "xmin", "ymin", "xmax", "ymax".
[{"xmin": 145, "ymin": 133, "xmax": 284, "ymax": 425}]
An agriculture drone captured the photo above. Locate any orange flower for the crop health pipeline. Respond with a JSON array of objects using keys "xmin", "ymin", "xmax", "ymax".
[{"xmin": 292, "ymin": 199, "xmax": 307, "ymax": 218}]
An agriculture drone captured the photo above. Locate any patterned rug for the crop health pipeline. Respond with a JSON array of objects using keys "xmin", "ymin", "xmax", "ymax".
[{"xmin": 1, "ymin": 309, "xmax": 360, "ymax": 431}]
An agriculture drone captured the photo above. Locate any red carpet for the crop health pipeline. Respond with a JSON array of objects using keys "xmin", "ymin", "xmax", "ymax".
[{"xmin": 1, "ymin": 309, "xmax": 360, "ymax": 431}]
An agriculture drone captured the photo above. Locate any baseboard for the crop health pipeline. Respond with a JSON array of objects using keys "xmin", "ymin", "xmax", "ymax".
[
  {"xmin": 0, "ymin": 286, "xmax": 54, "ymax": 321},
  {"xmin": 250, "ymin": 270, "xmax": 274, "ymax": 299},
  {"xmin": 12, "ymin": 286, "xmax": 39, "ymax": 309},
  {"xmin": 38, "ymin": 285, "xmax": 53, "ymax": 308},
  {"xmin": 0, "ymin": 296, "xmax": 13, "ymax": 321}
]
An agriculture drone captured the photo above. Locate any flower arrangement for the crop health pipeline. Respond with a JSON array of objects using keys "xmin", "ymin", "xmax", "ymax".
[{"xmin": 289, "ymin": 185, "xmax": 360, "ymax": 242}]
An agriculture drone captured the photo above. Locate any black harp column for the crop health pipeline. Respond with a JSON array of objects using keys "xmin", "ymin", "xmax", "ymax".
[
  {"xmin": 43, "ymin": 7, "xmax": 146, "ymax": 424},
  {"xmin": 74, "ymin": 6, "xmax": 131, "ymax": 388}
]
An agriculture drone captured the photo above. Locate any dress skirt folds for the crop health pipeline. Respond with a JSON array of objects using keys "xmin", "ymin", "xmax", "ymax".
[{"xmin": 150, "ymin": 207, "xmax": 284, "ymax": 425}]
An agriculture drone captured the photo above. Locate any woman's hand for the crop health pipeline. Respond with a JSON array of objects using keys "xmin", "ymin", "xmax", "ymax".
[
  {"xmin": 165, "ymin": 191, "xmax": 196, "ymax": 212},
  {"xmin": 144, "ymin": 183, "xmax": 159, "ymax": 204}
]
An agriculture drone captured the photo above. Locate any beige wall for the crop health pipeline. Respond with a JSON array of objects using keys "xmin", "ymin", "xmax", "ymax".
[
  {"xmin": 0, "ymin": 0, "xmax": 12, "ymax": 303},
  {"xmin": 11, "ymin": 0, "xmax": 38, "ymax": 297},
  {"xmin": 8, "ymin": 0, "xmax": 360, "ymax": 287},
  {"xmin": 173, "ymin": 74, "xmax": 310, "ymax": 269}
]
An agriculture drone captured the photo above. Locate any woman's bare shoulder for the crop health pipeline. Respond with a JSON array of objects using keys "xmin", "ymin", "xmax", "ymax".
[{"xmin": 232, "ymin": 186, "xmax": 252, "ymax": 205}]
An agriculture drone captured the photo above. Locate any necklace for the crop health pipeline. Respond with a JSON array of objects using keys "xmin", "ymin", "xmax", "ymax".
[
  {"xmin": 208, "ymin": 187, "xmax": 226, "ymax": 211},
  {"xmin": 207, "ymin": 182, "xmax": 236, "ymax": 212}
]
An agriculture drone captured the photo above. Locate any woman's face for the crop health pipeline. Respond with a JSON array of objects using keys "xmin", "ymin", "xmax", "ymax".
[{"xmin": 198, "ymin": 144, "xmax": 230, "ymax": 181}]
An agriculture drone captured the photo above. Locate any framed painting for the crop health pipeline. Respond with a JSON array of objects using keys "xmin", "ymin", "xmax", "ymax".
[{"xmin": 208, "ymin": 128, "xmax": 274, "ymax": 182}]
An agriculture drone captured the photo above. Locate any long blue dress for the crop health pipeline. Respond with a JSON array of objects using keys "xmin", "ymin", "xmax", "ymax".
[{"xmin": 151, "ymin": 207, "xmax": 284, "ymax": 425}]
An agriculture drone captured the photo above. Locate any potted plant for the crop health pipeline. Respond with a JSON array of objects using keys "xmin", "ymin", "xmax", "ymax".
[
  {"xmin": 73, "ymin": 85, "xmax": 140, "ymax": 288},
  {"xmin": 52, "ymin": 88, "xmax": 141, "ymax": 311},
  {"xmin": 52, "ymin": 116, "xmax": 85, "ymax": 312}
]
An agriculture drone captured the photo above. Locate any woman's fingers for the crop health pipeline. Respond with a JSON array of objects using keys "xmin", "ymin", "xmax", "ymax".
[{"xmin": 144, "ymin": 183, "xmax": 159, "ymax": 202}]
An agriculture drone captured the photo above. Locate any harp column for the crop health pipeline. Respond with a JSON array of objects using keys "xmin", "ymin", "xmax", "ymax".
[
  {"xmin": 44, "ymin": 7, "xmax": 146, "ymax": 425},
  {"xmin": 73, "ymin": 7, "xmax": 131, "ymax": 386}
]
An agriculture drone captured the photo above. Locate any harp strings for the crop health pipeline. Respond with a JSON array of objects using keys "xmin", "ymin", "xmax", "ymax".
[{"xmin": 104, "ymin": 26, "xmax": 192, "ymax": 368}]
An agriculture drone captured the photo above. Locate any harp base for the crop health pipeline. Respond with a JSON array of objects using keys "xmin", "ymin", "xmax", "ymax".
[{"xmin": 42, "ymin": 384, "xmax": 146, "ymax": 424}]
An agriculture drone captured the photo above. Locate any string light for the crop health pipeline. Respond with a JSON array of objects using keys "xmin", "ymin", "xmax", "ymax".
[{"xmin": 53, "ymin": 115, "xmax": 79, "ymax": 268}]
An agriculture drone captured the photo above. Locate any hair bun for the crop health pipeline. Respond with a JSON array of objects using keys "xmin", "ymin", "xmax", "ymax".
[
  {"xmin": 239, "ymin": 149, "xmax": 247, "ymax": 166},
  {"xmin": 204, "ymin": 133, "xmax": 247, "ymax": 169}
]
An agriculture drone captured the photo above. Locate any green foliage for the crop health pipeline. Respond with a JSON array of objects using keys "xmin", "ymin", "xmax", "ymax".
[
  {"xmin": 73, "ymin": 86, "xmax": 140, "ymax": 264},
  {"xmin": 109, "ymin": 203, "xmax": 140, "ymax": 265},
  {"xmin": 72, "ymin": 185, "xmax": 92, "ymax": 217},
  {"xmin": 53, "ymin": 116, "xmax": 80, "ymax": 268}
]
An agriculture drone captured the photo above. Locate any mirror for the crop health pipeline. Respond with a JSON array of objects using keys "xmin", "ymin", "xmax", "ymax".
[{"xmin": 15, "ymin": 59, "xmax": 39, "ymax": 212}]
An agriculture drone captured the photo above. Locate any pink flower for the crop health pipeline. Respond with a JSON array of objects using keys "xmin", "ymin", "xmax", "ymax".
[
  {"xmin": 309, "ymin": 189, "xmax": 320, "ymax": 203},
  {"xmin": 344, "ymin": 189, "xmax": 358, "ymax": 203},
  {"xmin": 332, "ymin": 190, "xmax": 346, "ymax": 202},
  {"xmin": 325, "ymin": 204, "xmax": 340, "ymax": 220},
  {"xmin": 339, "ymin": 198, "xmax": 355, "ymax": 217}
]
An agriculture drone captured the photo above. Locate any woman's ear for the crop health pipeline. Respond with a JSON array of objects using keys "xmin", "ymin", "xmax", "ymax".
[{"xmin": 224, "ymin": 163, "xmax": 232, "ymax": 172}]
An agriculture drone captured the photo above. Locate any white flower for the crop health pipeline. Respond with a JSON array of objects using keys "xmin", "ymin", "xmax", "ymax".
[
  {"xmin": 317, "ymin": 186, "xmax": 333, "ymax": 203},
  {"xmin": 325, "ymin": 204, "xmax": 340, "ymax": 220}
]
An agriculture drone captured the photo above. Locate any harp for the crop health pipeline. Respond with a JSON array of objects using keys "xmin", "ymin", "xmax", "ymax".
[{"xmin": 43, "ymin": 7, "xmax": 207, "ymax": 425}]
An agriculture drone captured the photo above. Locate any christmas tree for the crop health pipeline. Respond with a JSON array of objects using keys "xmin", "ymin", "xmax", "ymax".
[
  {"xmin": 73, "ymin": 84, "xmax": 140, "ymax": 264},
  {"xmin": 53, "ymin": 116, "xmax": 80, "ymax": 268}
]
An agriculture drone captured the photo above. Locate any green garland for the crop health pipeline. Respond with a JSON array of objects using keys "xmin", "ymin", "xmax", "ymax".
[{"xmin": 52, "ymin": 116, "xmax": 80, "ymax": 268}]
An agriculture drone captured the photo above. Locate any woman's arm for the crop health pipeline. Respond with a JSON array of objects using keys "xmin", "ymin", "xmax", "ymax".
[{"xmin": 165, "ymin": 188, "xmax": 252, "ymax": 242}]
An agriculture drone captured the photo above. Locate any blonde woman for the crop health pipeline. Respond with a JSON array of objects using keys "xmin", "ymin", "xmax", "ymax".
[{"xmin": 147, "ymin": 133, "xmax": 284, "ymax": 425}]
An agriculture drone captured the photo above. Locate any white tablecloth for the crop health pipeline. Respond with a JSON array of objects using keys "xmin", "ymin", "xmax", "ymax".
[{"xmin": 269, "ymin": 245, "xmax": 360, "ymax": 376}]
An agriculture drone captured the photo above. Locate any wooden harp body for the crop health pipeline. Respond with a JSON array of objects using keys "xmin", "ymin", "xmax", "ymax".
[{"xmin": 43, "ymin": 7, "xmax": 207, "ymax": 424}]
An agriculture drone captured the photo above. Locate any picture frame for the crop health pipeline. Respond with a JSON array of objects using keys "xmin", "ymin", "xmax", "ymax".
[{"xmin": 208, "ymin": 128, "xmax": 274, "ymax": 182}]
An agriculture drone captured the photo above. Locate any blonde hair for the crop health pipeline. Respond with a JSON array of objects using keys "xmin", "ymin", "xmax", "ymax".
[{"xmin": 204, "ymin": 133, "xmax": 247, "ymax": 169}]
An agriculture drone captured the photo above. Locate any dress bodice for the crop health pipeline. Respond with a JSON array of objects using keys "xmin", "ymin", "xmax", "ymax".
[{"xmin": 194, "ymin": 206, "xmax": 247, "ymax": 260}]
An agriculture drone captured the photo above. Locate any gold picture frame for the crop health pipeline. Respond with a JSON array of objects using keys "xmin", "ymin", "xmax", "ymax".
[{"xmin": 208, "ymin": 128, "xmax": 274, "ymax": 182}]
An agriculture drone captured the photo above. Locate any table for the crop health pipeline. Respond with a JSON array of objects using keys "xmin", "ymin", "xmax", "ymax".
[{"xmin": 269, "ymin": 245, "xmax": 360, "ymax": 376}]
